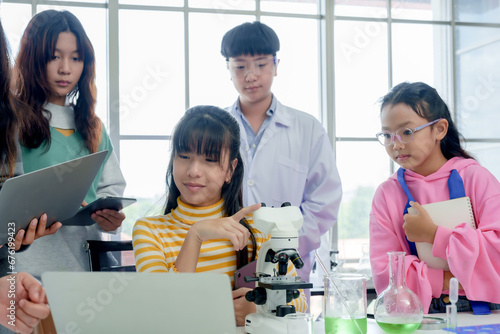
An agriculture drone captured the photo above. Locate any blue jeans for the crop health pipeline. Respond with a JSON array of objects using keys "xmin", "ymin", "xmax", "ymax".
[{"xmin": 429, "ymin": 294, "xmax": 500, "ymax": 314}]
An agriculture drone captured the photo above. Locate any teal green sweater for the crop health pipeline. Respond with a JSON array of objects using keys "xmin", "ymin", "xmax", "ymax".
[
  {"xmin": 16, "ymin": 103, "xmax": 126, "ymax": 279},
  {"xmin": 22, "ymin": 127, "xmax": 110, "ymax": 204}
]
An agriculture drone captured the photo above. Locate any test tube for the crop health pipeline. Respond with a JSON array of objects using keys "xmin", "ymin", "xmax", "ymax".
[{"xmin": 446, "ymin": 278, "xmax": 458, "ymax": 329}]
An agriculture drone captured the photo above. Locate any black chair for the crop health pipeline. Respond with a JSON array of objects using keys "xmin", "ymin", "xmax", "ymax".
[{"xmin": 85, "ymin": 240, "xmax": 136, "ymax": 272}]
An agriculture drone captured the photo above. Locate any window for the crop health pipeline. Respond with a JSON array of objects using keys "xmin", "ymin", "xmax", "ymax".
[
  {"xmin": 332, "ymin": 0, "xmax": 500, "ymax": 271},
  {"xmin": 2, "ymin": 0, "xmax": 499, "ymax": 276}
]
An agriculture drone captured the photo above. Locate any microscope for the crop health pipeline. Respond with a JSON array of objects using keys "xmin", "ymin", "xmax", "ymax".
[{"xmin": 244, "ymin": 202, "xmax": 313, "ymax": 334}]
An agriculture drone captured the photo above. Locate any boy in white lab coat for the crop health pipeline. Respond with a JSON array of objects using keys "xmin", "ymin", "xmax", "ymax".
[{"xmin": 221, "ymin": 21, "xmax": 343, "ymax": 305}]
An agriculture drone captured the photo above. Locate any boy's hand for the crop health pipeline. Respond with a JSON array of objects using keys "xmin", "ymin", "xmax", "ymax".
[{"xmin": 403, "ymin": 201, "xmax": 438, "ymax": 243}]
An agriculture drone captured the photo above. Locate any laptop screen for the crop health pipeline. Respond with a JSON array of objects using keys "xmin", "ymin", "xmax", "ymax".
[{"xmin": 42, "ymin": 272, "xmax": 237, "ymax": 334}]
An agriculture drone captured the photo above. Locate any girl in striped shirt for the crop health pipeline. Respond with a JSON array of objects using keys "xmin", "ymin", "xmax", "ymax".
[{"xmin": 132, "ymin": 105, "xmax": 306, "ymax": 326}]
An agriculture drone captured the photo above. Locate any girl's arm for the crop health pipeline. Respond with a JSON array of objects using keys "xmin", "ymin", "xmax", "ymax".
[
  {"xmin": 95, "ymin": 151, "xmax": 126, "ymax": 198},
  {"xmin": 132, "ymin": 219, "xmax": 170, "ymax": 272},
  {"xmin": 175, "ymin": 203, "xmax": 261, "ymax": 272},
  {"xmin": 370, "ymin": 189, "xmax": 443, "ymax": 314},
  {"xmin": 173, "ymin": 229, "xmax": 203, "ymax": 272},
  {"xmin": 93, "ymin": 128, "xmax": 126, "ymax": 233},
  {"xmin": 432, "ymin": 191, "xmax": 500, "ymax": 303}
]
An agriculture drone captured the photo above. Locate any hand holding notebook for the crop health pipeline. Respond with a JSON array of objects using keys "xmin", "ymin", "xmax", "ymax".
[{"xmin": 407, "ymin": 196, "xmax": 476, "ymax": 270}]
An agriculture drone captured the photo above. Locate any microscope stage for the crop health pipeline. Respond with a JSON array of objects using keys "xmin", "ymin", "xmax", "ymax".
[{"xmin": 258, "ymin": 281, "xmax": 313, "ymax": 290}]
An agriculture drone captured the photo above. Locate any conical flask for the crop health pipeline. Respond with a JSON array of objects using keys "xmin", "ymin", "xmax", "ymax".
[{"xmin": 374, "ymin": 251, "xmax": 423, "ymax": 334}]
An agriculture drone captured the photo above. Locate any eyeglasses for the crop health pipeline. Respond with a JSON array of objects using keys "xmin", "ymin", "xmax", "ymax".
[
  {"xmin": 227, "ymin": 57, "xmax": 277, "ymax": 78},
  {"xmin": 376, "ymin": 118, "xmax": 442, "ymax": 146}
]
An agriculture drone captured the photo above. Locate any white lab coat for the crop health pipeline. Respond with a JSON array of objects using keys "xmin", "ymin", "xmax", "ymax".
[{"xmin": 227, "ymin": 98, "xmax": 343, "ymax": 284}]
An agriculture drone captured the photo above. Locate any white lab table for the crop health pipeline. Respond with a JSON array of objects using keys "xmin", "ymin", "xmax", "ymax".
[{"xmin": 238, "ymin": 310, "xmax": 500, "ymax": 333}]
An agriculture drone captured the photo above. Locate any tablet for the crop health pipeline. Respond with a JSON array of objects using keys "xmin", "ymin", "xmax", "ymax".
[
  {"xmin": 0, "ymin": 150, "xmax": 108, "ymax": 244},
  {"xmin": 61, "ymin": 196, "xmax": 137, "ymax": 226}
]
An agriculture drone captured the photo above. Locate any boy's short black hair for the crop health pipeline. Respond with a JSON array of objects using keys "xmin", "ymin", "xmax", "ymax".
[{"xmin": 221, "ymin": 21, "xmax": 280, "ymax": 60}]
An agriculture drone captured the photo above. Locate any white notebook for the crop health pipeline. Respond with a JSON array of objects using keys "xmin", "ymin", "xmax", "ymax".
[{"xmin": 408, "ymin": 196, "xmax": 476, "ymax": 270}]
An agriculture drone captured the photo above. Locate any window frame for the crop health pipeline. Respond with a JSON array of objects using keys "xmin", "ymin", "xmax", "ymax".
[{"xmin": 3, "ymin": 0, "xmax": 500, "ymax": 264}]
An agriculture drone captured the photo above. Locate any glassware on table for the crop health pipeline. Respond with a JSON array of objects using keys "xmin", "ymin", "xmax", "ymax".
[
  {"xmin": 324, "ymin": 273, "xmax": 368, "ymax": 334},
  {"xmin": 285, "ymin": 312, "xmax": 314, "ymax": 334},
  {"xmin": 374, "ymin": 251, "xmax": 423, "ymax": 334},
  {"xmin": 357, "ymin": 243, "xmax": 372, "ymax": 278},
  {"xmin": 330, "ymin": 250, "xmax": 340, "ymax": 272}
]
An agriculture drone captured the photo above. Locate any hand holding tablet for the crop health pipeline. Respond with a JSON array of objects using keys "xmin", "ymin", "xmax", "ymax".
[{"xmin": 62, "ymin": 197, "xmax": 136, "ymax": 226}]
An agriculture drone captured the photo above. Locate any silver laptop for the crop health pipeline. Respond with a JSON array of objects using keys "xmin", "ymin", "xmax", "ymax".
[
  {"xmin": 42, "ymin": 272, "xmax": 237, "ymax": 334},
  {"xmin": 0, "ymin": 150, "xmax": 107, "ymax": 244}
]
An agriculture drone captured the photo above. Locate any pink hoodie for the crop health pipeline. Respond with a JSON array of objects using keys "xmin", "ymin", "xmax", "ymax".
[{"xmin": 370, "ymin": 157, "xmax": 500, "ymax": 313}]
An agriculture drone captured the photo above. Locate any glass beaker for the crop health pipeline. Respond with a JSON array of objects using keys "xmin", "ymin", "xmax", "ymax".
[
  {"xmin": 324, "ymin": 273, "xmax": 367, "ymax": 334},
  {"xmin": 374, "ymin": 251, "xmax": 423, "ymax": 334},
  {"xmin": 285, "ymin": 312, "xmax": 314, "ymax": 334}
]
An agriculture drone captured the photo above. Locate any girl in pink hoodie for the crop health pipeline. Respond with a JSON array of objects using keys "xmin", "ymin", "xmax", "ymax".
[{"xmin": 370, "ymin": 82, "xmax": 500, "ymax": 314}]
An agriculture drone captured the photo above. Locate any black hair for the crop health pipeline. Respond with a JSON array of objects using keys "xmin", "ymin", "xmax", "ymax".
[
  {"xmin": 380, "ymin": 82, "xmax": 474, "ymax": 160},
  {"xmin": 0, "ymin": 20, "xmax": 19, "ymax": 180},
  {"xmin": 164, "ymin": 105, "xmax": 257, "ymax": 267},
  {"xmin": 221, "ymin": 21, "xmax": 280, "ymax": 60},
  {"xmin": 15, "ymin": 10, "xmax": 101, "ymax": 153}
]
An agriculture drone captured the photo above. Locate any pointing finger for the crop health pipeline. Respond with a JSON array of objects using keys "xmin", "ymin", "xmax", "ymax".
[{"xmin": 232, "ymin": 203, "xmax": 261, "ymax": 222}]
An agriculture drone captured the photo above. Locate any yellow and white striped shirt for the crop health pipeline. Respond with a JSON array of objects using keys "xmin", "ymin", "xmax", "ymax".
[{"xmin": 132, "ymin": 198, "xmax": 307, "ymax": 312}]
